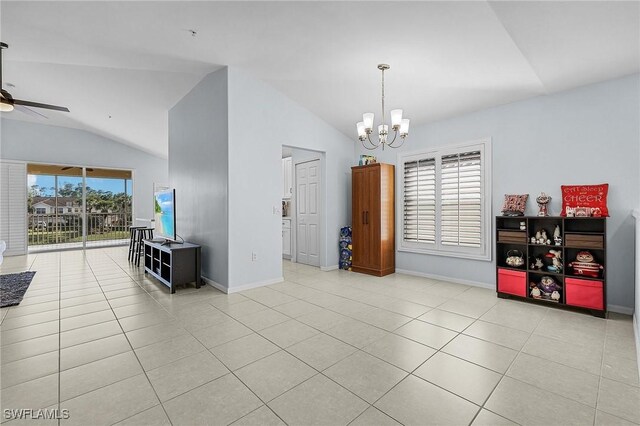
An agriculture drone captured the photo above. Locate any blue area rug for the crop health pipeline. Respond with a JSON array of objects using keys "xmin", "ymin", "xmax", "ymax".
[{"xmin": 0, "ymin": 271, "xmax": 36, "ymax": 308}]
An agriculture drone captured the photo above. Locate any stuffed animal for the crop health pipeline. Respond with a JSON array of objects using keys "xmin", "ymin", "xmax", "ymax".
[
  {"xmin": 551, "ymin": 291, "xmax": 561, "ymax": 301},
  {"xmin": 539, "ymin": 276, "xmax": 561, "ymax": 295},
  {"xmin": 569, "ymin": 251, "xmax": 603, "ymax": 278}
]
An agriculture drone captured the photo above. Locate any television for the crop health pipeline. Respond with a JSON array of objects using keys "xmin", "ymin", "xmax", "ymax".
[{"xmin": 154, "ymin": 189, "xmax": 176, "ymax": 241}]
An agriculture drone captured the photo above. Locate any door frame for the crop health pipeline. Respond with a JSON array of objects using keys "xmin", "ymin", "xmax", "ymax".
[{"xmin": 284, "ymin": 148, "xmax": 325, "ymax": 269}]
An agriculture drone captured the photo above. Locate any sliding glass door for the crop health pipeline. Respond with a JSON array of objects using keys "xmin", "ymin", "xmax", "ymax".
[{"xmin": 27, "ymin": 164, "xmax": 133, "ymax": 251}]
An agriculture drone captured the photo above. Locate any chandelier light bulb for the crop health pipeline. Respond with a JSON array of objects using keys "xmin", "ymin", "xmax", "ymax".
[
  {"xmin": 356, "ymin": 122, "xmax": 366, "ymax": 139},
  {"xmin": 390, "ymin": 109, "xmax": 403, "ymax": 129},
  {"xmin": 362, "ymin": 113, "xmax": 374, "ymax": 132},
  {"xmin": 400, "ymin": 118, "xmax": 410, "ymax": 136}
]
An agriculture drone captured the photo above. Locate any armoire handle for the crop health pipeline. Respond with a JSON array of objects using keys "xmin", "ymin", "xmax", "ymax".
[
  {"xmin": 362, "ymin": 211, "xmax": 366, "ymax": 224},
  {"xmin": 365, "ymin": 211, "xmax": 369, "ymax": 224}
]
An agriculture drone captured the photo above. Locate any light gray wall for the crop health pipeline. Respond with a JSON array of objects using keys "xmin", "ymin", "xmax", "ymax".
[
  {"xmin": 228, "ymin": 68, "xmax": 354, "ymax": 290},
  {"xmin": 357, "ymin": 74, "xmax": 640, "ymax": 311},
  {"xmin": 168, "ymin": 68, "xmax": 229, "ymax": 287},
  {"xmin": 0, "ymin": 118, "xmax": 167, "ymax": 221}
]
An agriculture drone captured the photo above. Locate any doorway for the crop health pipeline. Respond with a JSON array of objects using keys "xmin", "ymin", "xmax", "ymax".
[{"xmin": 27, "ymin": 163, "xmax": 133, "ymax": 252}]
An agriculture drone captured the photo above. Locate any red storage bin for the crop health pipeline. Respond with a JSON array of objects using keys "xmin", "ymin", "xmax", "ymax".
[
  {"xmin": 498, "ymin": 269, "xmax": 526, "ymax": 297},
  {"xmin": 564, "ymin": 277, "xmax": 604, "ymax": 310},
  {"xmin": 565, "ymin": 278, "xmax": 604, "ymax": 310}
]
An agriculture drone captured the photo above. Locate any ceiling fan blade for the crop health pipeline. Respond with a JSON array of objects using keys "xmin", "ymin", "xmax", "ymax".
[
  {"xmin": 13, "ymin": 99, "xmax": 69, "ymax": 112},
  {"xmin": 15, "ymin": 104, "xmax": 48, "ymax": 119},
  {"xmin": 61, "ymin": 166, "xmax": 72, "ymax": 170}
]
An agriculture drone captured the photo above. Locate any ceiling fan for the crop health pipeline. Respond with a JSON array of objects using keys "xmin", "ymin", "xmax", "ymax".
[{"xmin": 0, "ymin": 42, "xmax": 70, "ymax": 115}]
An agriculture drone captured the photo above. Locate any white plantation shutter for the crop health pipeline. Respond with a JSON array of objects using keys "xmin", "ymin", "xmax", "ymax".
[
  {"xmin": 440, "ymin": 151, "xmax": 482, "ymax": 248},
  {"xmin": 0, "ymin": 161, "xmax": 27, "ymax": 256},
  {"xmin": 399, "ymin": 140, "xmax": 490, "ymax": 260},
  {"xmin": 403, "ymin": 158, "xmax": 436, "ymax": 243}
]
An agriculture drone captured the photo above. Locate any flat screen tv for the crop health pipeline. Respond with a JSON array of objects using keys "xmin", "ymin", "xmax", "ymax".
[{"xmin": 154, "ymin": 189, "xmax": 176, "ymax": 241}]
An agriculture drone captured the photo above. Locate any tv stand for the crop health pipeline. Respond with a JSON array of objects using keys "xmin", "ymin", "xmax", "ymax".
[{"xmin": 143, "ymin": 239, "xmax": 201, "ymax": 294}]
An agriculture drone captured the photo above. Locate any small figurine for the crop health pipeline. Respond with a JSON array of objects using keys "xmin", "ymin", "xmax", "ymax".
[
  {"xmin": 530, "ymin": 256, "xmax": 544, "ymax": 270},
  {"xmin": 531, "ymin": 286, "xmax": 542, "ymax": 299},
  {"xmin": 535, "ymin": 229, "xmax": 548, "ymax": 245},
  {"xmin": 551, "ymin": 291, "xmax": 561, "ymax": 301},
  {"xmin": 530, "ymin": 236, "xmax": 536, "ymax": 244},
  {"xmin": 553, "ymin": 225, "xmax": 562, "ymax": 246},
  {"xmin": 569, "ymin": 251, "xmax": 603, "ymax": 278},
  {"xmin": 536, "ymin": 192, "xmax": 551, "ymax": 217},
  {"xmin": 519, "ymin": 221, "xmax": 526, "ymax": 231}
]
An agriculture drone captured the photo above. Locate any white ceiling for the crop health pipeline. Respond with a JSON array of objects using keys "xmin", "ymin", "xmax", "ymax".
[{"xmin": 1, "ymin": 1, "xmax": 638, "ymax": 158}]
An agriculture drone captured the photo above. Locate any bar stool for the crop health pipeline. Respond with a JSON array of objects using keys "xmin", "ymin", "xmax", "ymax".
[
  {"xmin": 134, "ymin": 227, "xmax": 154, "ymax": 267},
  {"xmin": 128, "ymin": 226, "xmax": 145, "ymax": 262}
]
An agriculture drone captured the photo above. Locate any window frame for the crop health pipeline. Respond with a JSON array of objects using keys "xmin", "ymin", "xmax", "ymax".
[{"xmin": 397, "ymin": 138, "xmax": 492, "ymax": 261}]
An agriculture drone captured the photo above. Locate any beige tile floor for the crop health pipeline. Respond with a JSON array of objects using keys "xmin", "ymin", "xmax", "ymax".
[{"xmin": 1, "ymin": 247, "xmax": 639, "ymax": 425}]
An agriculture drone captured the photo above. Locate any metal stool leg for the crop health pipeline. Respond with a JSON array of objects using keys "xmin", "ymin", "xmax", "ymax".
[
  {"xmin": 128, "ymin": 228, "xmax": 137, "ymax": 262},
  {"xmin": 135, "ymin": 230, "xmax": 144, "ymax": 267}
]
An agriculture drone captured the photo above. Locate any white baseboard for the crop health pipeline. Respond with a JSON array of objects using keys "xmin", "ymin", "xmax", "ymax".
[
  {"xmin": 395, "ymin": 268, "xmax": 494, "ymax": 290},
  {"xmin": 226, "ymin": 277, "xmax": 285, "ymax": 294},
  {"xmin": 201, "ymin": 276, "xmax": 228, "ymax": 294},
  {"xmin": 201, "ymin": 276, "xmax": 285, "ymax": 294},
  {"xmin": 607, "ymin": 304, "xmax": 635, "ymax": 315},
  {"xmin": 634, "ymin": 314, "xmax": 640, "ymax": 383},
  {"xmin": 321, "ymin": 265, "xmax": 338, "ymax": 272}
]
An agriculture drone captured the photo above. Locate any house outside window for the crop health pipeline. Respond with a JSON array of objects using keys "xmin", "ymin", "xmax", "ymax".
[
  {"xmin": 398, "ymin": 138, "xmax": 492, "ymax": 261},
  {"xmin": 35, "ymin": 208, "xmax": 46, "ymax": 214}
]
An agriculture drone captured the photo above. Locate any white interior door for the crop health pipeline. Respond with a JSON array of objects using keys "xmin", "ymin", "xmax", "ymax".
[{"xmin": 296, "ymin": 159, "xmax": 320, "ymax": 266}]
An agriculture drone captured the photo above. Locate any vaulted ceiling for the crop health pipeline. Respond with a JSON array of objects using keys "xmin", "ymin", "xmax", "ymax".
[{"xmin": 1, "ymin": 1, "xmax": 638, "ymax": 158}]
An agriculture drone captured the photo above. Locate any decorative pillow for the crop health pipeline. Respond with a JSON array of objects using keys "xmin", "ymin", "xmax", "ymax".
[
  {"xmin": 501, "ymin": 194, "xmax": 529, "ymax": 216},
  {"xmin": 561, "ymin": 184, "xmax": 609, "ymax": 217}
]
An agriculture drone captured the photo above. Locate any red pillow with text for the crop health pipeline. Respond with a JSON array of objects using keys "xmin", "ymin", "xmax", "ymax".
[{"xmin": 561, "ymin": 184, "xmax": 609, "ymax": 217}]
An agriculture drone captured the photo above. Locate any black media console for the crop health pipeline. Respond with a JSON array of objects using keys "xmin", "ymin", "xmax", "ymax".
[{"xmin": 143, "ymin": 239, "xmax": 202, "ymax": 294}]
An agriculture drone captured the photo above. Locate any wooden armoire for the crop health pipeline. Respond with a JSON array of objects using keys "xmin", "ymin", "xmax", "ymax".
[{"xmin": 351, "ymin": 163, "xmax": 395, "ymax": 277}]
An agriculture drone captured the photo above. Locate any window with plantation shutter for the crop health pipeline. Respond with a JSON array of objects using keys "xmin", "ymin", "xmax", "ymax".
[
  {"xmin": 403, "ymin": 158, "xmax": 436, "ymax": 244},
  {"xmin": 440, "ymin": 151, "xmax": 482, "ymax": 248},
  {"xmin": 399, "ymin": 139, "xmax": 491, "ymax": 261}
]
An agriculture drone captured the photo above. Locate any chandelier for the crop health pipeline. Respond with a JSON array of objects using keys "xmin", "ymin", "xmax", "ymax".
[{"xmin": 356, "ymin": 64, "xmax": 410, "ymax": 150}]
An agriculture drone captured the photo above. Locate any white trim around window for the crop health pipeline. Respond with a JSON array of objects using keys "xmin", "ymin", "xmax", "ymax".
[{"xmin": 397, "ymin": 137, "xmax": 492, "ymax": 261}]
